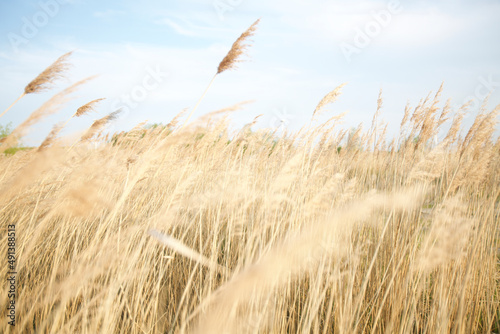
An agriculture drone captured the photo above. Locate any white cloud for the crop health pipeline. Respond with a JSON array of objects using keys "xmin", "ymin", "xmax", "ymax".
[
  {"xmin": 0, "ymin": 52, "xmax": 12, "ymax": 60},
  {"xmin": 269, "ymin": 2, "xmax": 466, "ymax": 49},
  {"xmin": 93, "ymin": 9, "xmax": 126, "ymax": 18},
  {"xmin": 153, "ymin": 14, "xmax": 239, "ymax": 38},
  {"xmin": 154, "ymin": 18, "xmax": 199, "ymax": 36},
  {"xmin": 375, "ymin": 11, "xmax": 465, "ymax": 47}
]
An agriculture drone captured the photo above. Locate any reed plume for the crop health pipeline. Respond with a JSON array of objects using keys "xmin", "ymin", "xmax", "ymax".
[
  {"xmin": 197, "ymin": 100, "xmax": 254, "ymax": 125},
  {"xmin": 64, "ymin": 97, "xmax": 105, "ymax": 128},
  {"xmin": 42, "ymin": 98, "xmax": 106, "ymax": 148},
  {"xmin": 0, "ymin": 51, "xmax": 73, "ymax": 119},
  {"xmin": 24, "ymin": 51, "xmax": 73, "ymax": 94},
  {"xmin": 182, "ymin": 19, "xmax": 260, "ymax": 128},
  {"xmin": 164, "ymin": 109, "xmax": 187, "ymax": 130},
  {"xmin": 75, "ymin": 98, "xmax": 105, "ymax": 117},
  {"xmin": 37, "ymin": 123, "xmax": 63, "ymax": 152},
  {"xmin": 80, "ymin": 109, "xmax": 122, "ymax": 142},
  {"xmin": 367, "ymin": 89, "xmax": 383, "ymax": 150},
  {"xmin": 443, "ymin": 101, "xmax": 469, "ymax": 147},
  {"xmin": 217, "ymin": 19, "xmax": 260, "ymax": 74},
  {"xmin": 1, "ymin": 76, "xmax": 94, "ymax": 149},
  {"xmin": 312, "ymin": 83, "xmax": 347, "ymax": 121}
]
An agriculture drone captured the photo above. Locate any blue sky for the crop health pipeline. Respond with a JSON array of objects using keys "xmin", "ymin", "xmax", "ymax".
[{"xmin": 1, "ymin": 0, "xmax": 499, "ymax": 145}]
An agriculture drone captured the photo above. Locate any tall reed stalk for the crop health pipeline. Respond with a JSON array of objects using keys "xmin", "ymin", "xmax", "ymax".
[
  {"xmin": 181, "ymin": 19, "xmax": 260, "ymax": 129},
  {"xmin": 0, "ymin": 51, "xmax": 73, "ymax": 119}
]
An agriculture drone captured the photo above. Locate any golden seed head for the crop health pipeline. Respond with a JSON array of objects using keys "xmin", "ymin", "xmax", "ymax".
[
  {"xmin": 76, "ymin": 98, "xmax": 106, "ymax": 117},
  {"xmin": 217, "ymin": 19, "xmax": 260, "ymax": 74},
  {"xmin": 24, "ymin": 51, "xmax": 73, "ymax": 94}
]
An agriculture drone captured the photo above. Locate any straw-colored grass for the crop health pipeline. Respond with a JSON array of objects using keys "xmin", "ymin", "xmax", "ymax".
[
  {"xmin": 0, "ymin": 25, "xmax": 499, "ymax": 334},
  {"xmin": 0, "ymin": 51, "xmax": 73, "ymax": 120}
]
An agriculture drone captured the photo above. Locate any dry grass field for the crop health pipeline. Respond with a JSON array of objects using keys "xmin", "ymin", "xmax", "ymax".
[{"xmin": 0, "ymin": 21, "xmax": 499, "ymax": 333}]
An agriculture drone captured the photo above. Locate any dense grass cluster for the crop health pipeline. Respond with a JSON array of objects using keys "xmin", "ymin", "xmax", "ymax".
[{"xmin": 0, "ymin": 21, "xmax": 499, "ymax": 334}]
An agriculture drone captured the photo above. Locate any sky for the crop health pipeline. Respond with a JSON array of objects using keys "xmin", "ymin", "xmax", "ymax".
[{"xmin": 0, "ymin": 0, "xmax": 499, "ymax": 145}]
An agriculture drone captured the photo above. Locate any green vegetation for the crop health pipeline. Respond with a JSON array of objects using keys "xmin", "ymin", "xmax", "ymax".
[{"xmin": 1, "ymin": 122, "xmax": 32, "ymax": 155}]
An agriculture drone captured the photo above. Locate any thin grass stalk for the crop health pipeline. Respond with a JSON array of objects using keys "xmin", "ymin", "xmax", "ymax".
[
  {"xmin": 180, "ymin": 20, "xmax": 259, "ymax": 130},
  {"xmin": 180, "ymin": 74, "xmax": 217, "ymax": 129},
  {"xmin": 0, "ymin": 51, "xmax": 72, "ymax": 119},
  {"xmin": 0, "ymin": 93, "xmax": 25, "ymax": 119}
]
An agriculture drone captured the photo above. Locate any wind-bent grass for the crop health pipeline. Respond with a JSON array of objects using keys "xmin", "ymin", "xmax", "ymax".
[
  {"xmin": 0, "ymin": 51, "xmax": 73, "ymax": 120},
  {"xmin": 0, "ymin": 90, "xmax": 498, "ymax": 333},
  {"xmin": 181, "ymin": 19, "xmax": 260, "ymax": 128},
  {"xmin": 0, "ymin": 23, "xmax": 499, "ymax": 333}
]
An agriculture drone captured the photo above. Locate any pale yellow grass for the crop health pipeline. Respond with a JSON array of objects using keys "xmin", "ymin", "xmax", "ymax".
[
  {"xmin": 0, "ymin": 93, "xmax": 498, "ymax": 333},
  {"xmin": 0, "ymin": 22, "xmax": 499, "ymax": 334}
]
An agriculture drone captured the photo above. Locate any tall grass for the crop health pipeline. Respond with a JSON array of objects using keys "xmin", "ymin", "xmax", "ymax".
[
  {"xmin": 0, "ymin": 23, "xmax": 499, "ymax": 334},
  {"xmin": 0, "ymin": 51, "xmax": 73, "ymax": 120}
]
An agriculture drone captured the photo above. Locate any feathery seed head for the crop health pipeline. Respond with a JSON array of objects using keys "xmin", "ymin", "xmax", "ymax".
[
  {"xmin": 312, "ymin": 83, "xmax": 347, "ymax": 120},
  {"xmin": 217, "ymin": 19, "xmax": 260, "ymax": 74},
  {"xmin": 24, "ymin": 51, "xmax": 73, "ymax": 94},
  {"xmin": 76, "ymin": 98, "xmax": 106, "ymax": 117},
  {"xmin": 38, "ymin": 122, "xmax": 63, "ymax": 152},
  {"xmin": 81, "ymin": 109, "xmax": 122, "ymax": 141}
]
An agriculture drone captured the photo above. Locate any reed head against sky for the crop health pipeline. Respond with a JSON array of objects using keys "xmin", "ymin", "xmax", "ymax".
[{"xmin": 0, "ymin": 0, "xmax": 499, "ymax": 144}]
